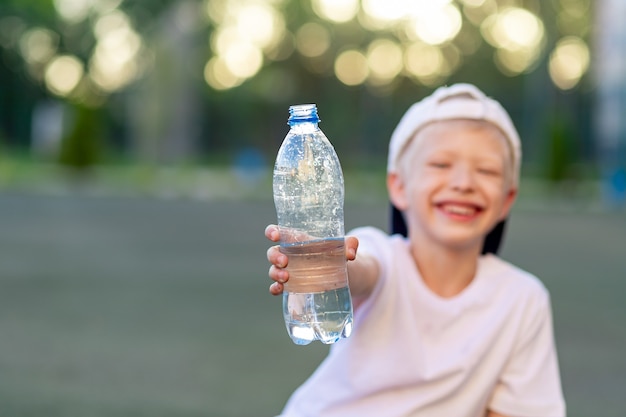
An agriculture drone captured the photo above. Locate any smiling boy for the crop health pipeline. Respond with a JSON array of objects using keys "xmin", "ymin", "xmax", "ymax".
[{"xmin": 266, "ymin": 84, "xmax": 565, "ymax": 417}]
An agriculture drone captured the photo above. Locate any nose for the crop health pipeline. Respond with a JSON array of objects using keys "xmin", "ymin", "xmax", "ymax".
[{"xmin": 449, "ymin": 165, "xmax": 475, "ymax": 192}]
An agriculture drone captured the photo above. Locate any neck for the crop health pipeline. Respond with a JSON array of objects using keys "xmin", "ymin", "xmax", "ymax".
[{"xmin": 410, "ymin": 241, "xmax": 482, "ymax": 298}]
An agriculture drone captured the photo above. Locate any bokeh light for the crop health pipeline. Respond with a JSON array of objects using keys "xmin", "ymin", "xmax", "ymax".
[
  {"xmin": 311, "ymin": 0, "xmax": 359, "ymax": 23},
  {"xmin": 19, "ymin": 27, "xmax": 58, "ymax": 66},
  {"xmin": 549, "ymin": 36, "xmax": 589, "ymax": 90},
  {"xmin": 481, "ymin": 7, "xmax": 545, "ymax": 74},
  {"xmin": 366, "ymin": 39, "xmax": 403, "ymax": 85},
  {"xmin": 236, "ymin": 3, "xmax": 284, "ymax": 50},
  {"xmin": 222, "ymin": 41, "xmax": 263, "ymax": 78},
  {"xmin": 405, "ymin": 42, "xmax": 445, "ymax": 85},
  {"xmin": 459, "ymin": 0, "xmax": 487, "ymax": 7},
  {"xmin": 406, "ymin": 2, "xmax": 463, "ymax": 46},
  {"xmin": 360, "ymin": 0, "xmax": 410, "ymax": 29},
  {"xmin": 296, "ymin": 23, "xmax": 331, "ymax": 58},
  {"xmin": 461, "ymin": 0, "xmax": 497, "ymax": 26},
  {"xmin": 334, "ymin": 49, "xmax": 368, "ymax": 86},
  {"xmin": 93, "ymin": 9, "xmax": 130, "ymax": 40},
  {"xmin": 204, "ymin": 57, "xmax": 243, "ymax": 90},
  {"xmin": 44, "ymin": 55, "xmax": 83, "ymax": 96},
  {"xmin": 265, "ymin": 32, "xmax": 295, "ymax": 62},
  {"xmin": 43, "ymin": 0, "xmax": 574, "ymax": 93},
  {"xmin": 89, "ymin": 16, "xmax": 143, "ymax": 92},
  {"xmin": 53, "ymin": 0, "xmax": 93, "ymax": 23},
  {"xmin": 205, "ymin": 0, "xmax": 285, "ymax": 89},
  {"xmin": 197, "ymin": 0, "xmax": 583, "ymax": 90}
]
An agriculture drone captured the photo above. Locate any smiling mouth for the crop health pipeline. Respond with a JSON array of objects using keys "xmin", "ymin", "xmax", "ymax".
[{"xmin": 439, "ymin": 203, "xmax": 481, "ymax": 217}]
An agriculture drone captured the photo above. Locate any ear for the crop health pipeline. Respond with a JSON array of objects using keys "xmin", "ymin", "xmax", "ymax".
[
  {"xmin": 499, "ymin": 187, "xmax": 518, "ymax": 220},
  {"xmin": 387, "ymin": 172, "xmax": 409, "ymax": 211}
]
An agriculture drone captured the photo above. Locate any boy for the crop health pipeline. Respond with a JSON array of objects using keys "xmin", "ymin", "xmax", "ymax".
[{"xmin": 265, "ymin": 84, "xmax": 566, "ymax": 417}]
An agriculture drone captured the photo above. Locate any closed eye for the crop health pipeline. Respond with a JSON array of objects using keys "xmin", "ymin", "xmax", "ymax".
[
  {"xmin": 428, "ymin": 162, "xmax": 450, "ymax": 169},
  {"xmin": 477, "ymin": 168, "xmax": 501, "ymax": 176}
]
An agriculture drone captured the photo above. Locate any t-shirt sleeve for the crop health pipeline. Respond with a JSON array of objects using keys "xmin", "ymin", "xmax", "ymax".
[
  {"xmin": 488, "ymin": 289, "xmax": 566, "ymax": 417},
  {"xmin": 348, "ymin": 226, "xmax": 391, "ymax": 304}
]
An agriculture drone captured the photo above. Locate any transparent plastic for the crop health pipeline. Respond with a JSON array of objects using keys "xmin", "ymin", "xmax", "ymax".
[{"xmin": 273, "ymin": 104, "xmax": 353, "ymax": 345}]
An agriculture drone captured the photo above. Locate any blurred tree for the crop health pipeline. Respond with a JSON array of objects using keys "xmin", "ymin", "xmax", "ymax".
[{"xmin": 57, "ymin": 104, "xmax": 104, "ymax": 171}]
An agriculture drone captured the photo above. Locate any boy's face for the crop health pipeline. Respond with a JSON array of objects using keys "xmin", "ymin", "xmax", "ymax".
[{"xmin": 388, "ymin": 119, "xmax": 517, "ymax": 252}]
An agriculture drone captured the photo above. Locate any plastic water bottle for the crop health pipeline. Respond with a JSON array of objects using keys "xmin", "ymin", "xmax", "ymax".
[{"xmin": 272, "ymin": 104, "xmax": 353, "ymax": 345}]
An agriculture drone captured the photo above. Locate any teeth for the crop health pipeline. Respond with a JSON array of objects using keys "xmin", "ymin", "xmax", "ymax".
[{"xmin": 443, "ymin": 204, "xmax": 476, "ymax": 215}]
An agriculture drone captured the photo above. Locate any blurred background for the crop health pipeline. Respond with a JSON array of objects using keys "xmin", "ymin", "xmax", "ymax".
[{"xmin": 0, "ymin": 0, "xmax": 624, "ymax": 416}]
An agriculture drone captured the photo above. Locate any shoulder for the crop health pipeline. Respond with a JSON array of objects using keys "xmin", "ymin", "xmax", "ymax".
[
  {"xmin": 479, "ymin": 255, "xmax": 553, "ymax": 324},
  {"xmin": 482, "ymin": 254, "xmax": 549, "ymax": 298}
]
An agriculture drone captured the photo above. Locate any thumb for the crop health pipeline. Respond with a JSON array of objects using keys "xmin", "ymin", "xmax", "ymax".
[{"xmin": 345, "ymin": 236, "xmax": 358, "ymax": 261}]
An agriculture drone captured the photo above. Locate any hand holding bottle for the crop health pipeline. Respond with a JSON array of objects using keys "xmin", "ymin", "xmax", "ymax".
[{"xmin": 265, "ymin": 224, "xmax": 359, "ymax": 296}]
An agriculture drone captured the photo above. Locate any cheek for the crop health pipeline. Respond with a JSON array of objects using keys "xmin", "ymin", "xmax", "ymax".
[
  {"xmin": 484, "ymin": 182, "xmax": 510, "ymax": 208},
  {"xmin": 404, "ymin": 176, "xmax": 439, "ymax": 207}
]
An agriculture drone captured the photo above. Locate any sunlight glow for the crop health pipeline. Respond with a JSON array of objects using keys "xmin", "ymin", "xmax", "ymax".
[
  {"xmin": 406, "ymin": 2, "xmax": 462, "ymax": 45},
  {"xmin": 459, "ymin": 0, "xmax": 486, "ymax": 6},
  {"xmin": 461, "ymin": 0, "xmax": 497, "ymax": 26},
  {"xmin": 92, "ymin": 0, "xmax": 123, "ymax": 15},
  {"xmin": 296, "ymin": 23, "xmax": 331, "ymax": 58},
  {"xmin": 89, "ymin": 24, "xmax": 142, "ymax": 92},
  {"xmin": 205, "ymin": 0, "xmax": 285, "ymax": 89},
  {"xmin": 405, "ymin": 43, "xmax": 442, "ymax": 77},
  {"xmin": 19, "ymin": 28, "xmax": 58, "ymax": 65},
  {"xmin": 361, "ymin": 0, "xmax": 410, "ymax": 25},
  {"xmin": 200, "ymin": 0, "xmax": 554, "ymax": 89},
  {"xmin": 482, "ymin": 8, "xmax": 544, "ymax": 51},
  {"xmin": 204, "ymin": 57, "xmax": 243, "ymax": 90},
  {"xmin": 212, "ymin": 27, "xmax": 240, "ymax": 56},
  {"xmin": 481, "ymin": 8, "xmax": 545, "ymax": 74},
  {"xmin": 211, "ymin": 28, "xmax": 263, "ymax": 79},
  {"xmin": 93, "ymin": 10, "xmax": 130, "ymax": 40},
  {"xmin": 223, "ymin": 41, "xmax": 263, "ymax": 78},
  {"xmin": 311, "ymin": 0, "xmax": 359, "ymax": 23},
  {"xmin": 549, "ymin": 37, "xmax": 589, "ymax": 90},
  {"xmin": 404, "ymin": 42, "xmax": 449, "ymax": 86},
  {"xmin": 236, "ymin": 3, "xmax": 283, "ymax": 49},
  {"xmin": 44, "ymin": 55, "xmax": 83, "ymax": 96},
  {"xmin": 334, "ymin": 50, "xmax": 368, "ymax": 86},
  {"xmin": 265, "ymin": 33, "xmax": 295, "ymax": 61},
  {"xmin": 53, "ymin": 0, "xmax": 94, "ymax": 23},
  {"xmin": 367, "ymin": 39, "xmax": 403, "ymax": 84}
]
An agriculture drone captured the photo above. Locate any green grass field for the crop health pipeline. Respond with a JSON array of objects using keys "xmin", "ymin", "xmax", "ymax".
[{"xmin": 0, "ymin": 191, "xmax": 624, "ymax": 416}]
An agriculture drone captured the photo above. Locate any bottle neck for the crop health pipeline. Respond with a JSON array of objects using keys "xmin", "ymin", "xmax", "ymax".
[
  {"xmin": 290, "ymin": 121, "xmax": 319, "ymax": 133},
  {"xmin": 288, "ymin": 104, "xmax": 319, "ymax": 129}
]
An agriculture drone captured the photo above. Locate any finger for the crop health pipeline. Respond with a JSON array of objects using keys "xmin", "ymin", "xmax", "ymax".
[
  {"xmin": 265, "ymin": 224, "xmax": 280, "ymax": 242},
  {"xmin": 345, "ymin": 236, "xmax": 359, "ymax": 261},
  {"xmin": 269, "ymin": 281, "xmax": 284, "ymax": 296},
  {"xmin": 269, "ymin": 265, "xmax": 289, "ymax": 283},
  {"xmin": 267, "ymin": 245, "xmax": 288, "ymax": 268}
]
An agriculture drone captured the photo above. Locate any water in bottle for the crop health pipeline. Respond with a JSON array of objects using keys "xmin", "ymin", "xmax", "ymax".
[{"xmin": 272, "ymin": 104, "xmax": 353, "ymax": 345}]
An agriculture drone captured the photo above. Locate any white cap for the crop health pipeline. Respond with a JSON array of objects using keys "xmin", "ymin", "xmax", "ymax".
[{"xmin": 387, "ymin": 83, "xmax": 521, "ymax": 186}]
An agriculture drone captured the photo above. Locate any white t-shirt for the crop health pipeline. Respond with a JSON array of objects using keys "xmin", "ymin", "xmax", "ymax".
[{"xmin": 279, "ymin": 226, "xmax": 565, "ymax": 417}]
